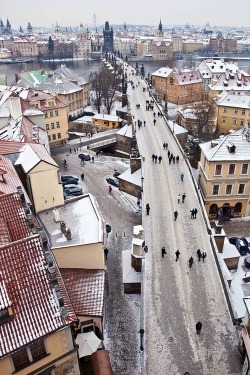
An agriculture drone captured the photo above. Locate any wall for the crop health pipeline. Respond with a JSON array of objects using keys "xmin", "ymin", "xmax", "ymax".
[
  {"xmin": 0, "ymin": 328, "xmax": 80, "ymax": 375},
  {"xmin": 52, "ymin": 242, "xmax": 105, "ymax": 270},
  {"xmin": 29, "ymin": 162, "xmax": 64, "ymax": 212}
]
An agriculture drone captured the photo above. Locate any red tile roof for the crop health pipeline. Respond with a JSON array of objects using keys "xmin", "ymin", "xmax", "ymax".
[
  {"xmin": 0, "ymin": 156, "xmax": 30, "ymax": 202},
  {"xmin": 0, "ymin": 140, "xmax": 26, "ymax": 155},
  {"xmin": 0, "ymin": 192, "xmax": 30, "ymax": 242},
  {"xmin": 0, "ymin": 235, "xmax": 77, "ymax": 358},
  {"xmin": 60, "ymin": 269, "xmax": 105, "ymax": 317}
]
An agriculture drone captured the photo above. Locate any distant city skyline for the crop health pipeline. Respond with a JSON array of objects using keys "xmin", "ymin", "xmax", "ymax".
[{"xmin": 1, "ymin": 0, "xmax": 250, "ymax": 29}]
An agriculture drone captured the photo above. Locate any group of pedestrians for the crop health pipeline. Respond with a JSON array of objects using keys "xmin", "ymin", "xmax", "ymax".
[
  {"xmin": 151, "ymin": 154, "xmax": 162, "ymax": 163},
  {"xmin": 177, "ymin": 193, "xmax": 186, "ymax": 204},
  {"xmin": 188, "ymin": 250, "xmax": 207, "ymax": 268},
  {"xmin": 190, "ymin": 208, "xmax": 198, "ymax": 219}
]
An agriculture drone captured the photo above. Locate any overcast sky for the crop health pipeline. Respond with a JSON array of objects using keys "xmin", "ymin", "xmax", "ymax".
[{"xmin": 1, "ymin": 0, "xmax": 250, "ymax": 29}]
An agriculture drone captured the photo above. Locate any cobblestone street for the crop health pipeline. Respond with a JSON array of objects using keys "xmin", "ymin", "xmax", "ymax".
[{"xmin": 52, "ymin": 145, "xmax": 142, "ymax": 374}]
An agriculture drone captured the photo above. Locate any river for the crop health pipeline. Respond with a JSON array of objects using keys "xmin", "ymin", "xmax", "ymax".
[{"xmin": 1, "ymin": 56, "xmax": 250, "ymax": 85}]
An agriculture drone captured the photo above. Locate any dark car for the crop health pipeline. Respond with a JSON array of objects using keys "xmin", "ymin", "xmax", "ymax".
[
  {"xmin": 78, "ymin": 153, "xmax": 91, "ymax": 161},
  {"xmin": 229, "ymin": 237, "xmax": 239, "ymax": 246},
  {"xmin": 235, "ymin": 238, "xmax": 248, "ymax": 256},
  {"xmin": 113, "ymin": 171, "xmax": 121, "ymax": 178},
  {"xmin": 63, "ymin": 184, "xmax": 83, "ymax": 198},
  {"xmin": 61, "ymin": 175, "xmax": 79, "ymax": 185},
  {"xmin": 244, "ymin": 256, "xmax": 250, "ymax": 268},
  {"xmin": 106, "ymin": 177, "xmax": 119, "ymax": 187},
  {"xmin": 242, "ymin": 237, "xmax": 250, "ymax": 253}
]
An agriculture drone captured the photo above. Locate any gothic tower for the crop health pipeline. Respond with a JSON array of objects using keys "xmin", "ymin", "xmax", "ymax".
[{"xmin": 103, "ymin": 21, "xmax": 114, "ymax": 53}]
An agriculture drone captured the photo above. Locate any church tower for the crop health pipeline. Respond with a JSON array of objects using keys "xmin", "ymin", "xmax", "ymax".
[
  {"xmin": 157, "ymin": 19, "xmax": 164, "ymax": 38},
  {"xmin": 27, "ymin": 22, "xmax": 33, "ymax": 34},
  {"xmin": 103, "ymin": 21, "xmax": 114, "ymax": 53}
]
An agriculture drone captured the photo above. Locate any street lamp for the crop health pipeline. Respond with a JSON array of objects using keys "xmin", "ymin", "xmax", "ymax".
[
  {"xmin": 139, "ymin": 328, "xmax": 145, "ymax": 351},
  {"xmin": 141, "ymin": 176, "xmax": 144, "ymax": 193}
]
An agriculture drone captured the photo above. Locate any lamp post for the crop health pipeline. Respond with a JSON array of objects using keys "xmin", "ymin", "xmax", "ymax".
[
  {"xmin": 141, "ymin": 176, "xmax": 144, "ymax": 193},
  {"xmin": 139, "ymin": 328, "xmax": 145, "ymax": 351}
]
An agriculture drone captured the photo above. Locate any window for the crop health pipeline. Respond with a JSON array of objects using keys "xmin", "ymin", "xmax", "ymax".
[
  {"xmin": 240, "ymin": 120, "xmax": 244, "ymax": 126},
  {"xmin": 241, "ymin": 164, "xmax": 248, "ymax": 174},
  {"xmin": 48, "ymin": 135, "xmax": 51, "ymax": 141},
  {"xmin": 50, "ymin": 111, "xmax": 53, "ymax": 117},
  {"xmin": 45, "ymin": 113, "xmax": 48, "ymax": 118},
  {"xmin": 242, "ymin": 110, "xmax": 245, "ymax": 115},
  {"xmin": 235, "ymin": 202, "xmax": 242, "ymax": 213},
  {"xmin": 56, "ymin": 121, "xmax": 60, "ymax": 128},
  {"xmin": 46, "ymin": 124, "xmax": 49, "ymax": 130},
  {"xmin": 234, "ymin": 108, "xmax": 238, "ymax": 114},
  {"xmin": 52, "ymin": 134, "xmax": 56, "ymax": 140},
  {"xmin": 213, "ymin": 185, "xmax": 219, "ymax": 195},
  {"xmin": 12, "ymin": 347, "xmax": 30, "ymax": 371},
  {"xmin": 223, "ymin": 107, "xmax": 227, "ymax": 113},
  {"xmin": 51, "ymin": 123, "xmax": 55, "ymax": 129},
  {"xmin": 215, "ymin": 164, "xmax": 222, "ymax": 176},
  {"xmin": 233, "ymin": 119, "xmax": 237, "ymax": 125},
  {"xmin": 209, "ymin": 204, "xmax": 217, "ymax": 215},
  {"xmin": 226, "ymin": 185, "xmax": 232, "ymax": 195},
  {"xmin": 29, "ymin": 340, "xmax": 46, "ymax": 361},
  {"xmin": 228, "ymin": 164, "xmax": 235, "ymax": 175},
  {"xmin": 57, "ymin": 133, "xmax": 61, "ymax": 139},
  {"xmin": 55, "ymin": 110, "xmax": 58, "ymax": 116},
  {"xmin": 238, "ymin": 184, "xmax": 245, "ymax": 194},
  {"xmin": 222, "ymin": 117, "xmax": 226, "ymax": 123}
]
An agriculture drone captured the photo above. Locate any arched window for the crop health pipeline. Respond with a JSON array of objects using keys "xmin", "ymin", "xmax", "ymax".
[
  {"xmin": 209, "ymin": 204, "xmax": 217, "ymax": 215},
  {"xmin": 234, "ymin": 202, "xmax": 242, "ymax": 213},
  {"xmin": 170, "ymin": 77, "xmax": 174, "ymax": 86}
]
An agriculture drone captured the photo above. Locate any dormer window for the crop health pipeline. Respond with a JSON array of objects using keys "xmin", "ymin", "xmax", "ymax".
[{"xmin": 0, "ymin": 167, "xmax": 7, "ymax": 182}]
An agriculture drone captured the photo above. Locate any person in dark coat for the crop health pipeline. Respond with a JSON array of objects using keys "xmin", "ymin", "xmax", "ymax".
[
  {"xmin": 182, "ymin": 193, "xmax": 186, "ymax": 203},
  {"xmin": 173, "ymin": 156, "xmax": 175, "ymax": 164},
  {"xmin": 176, "ymin": 155, "xmax": 179, "ymax": 163},
  {"xmin": 153, "ymin": 119, "xmax": 156, "ymax": 126},
  {"xmin": 190, "ymin": 209, "xmax": 195, "ymax": 219},
  {"xmin": 196, "ymin": 321, "xmax": 202, "ymax": 334},
  {"xmin": 175, "ymin": 250, "xmax": 180, "ymax": 261},
  {"xmin": 174, "ymin": 211, "xmax": 178, "ymax": 221},
  {"xmin": 194, "ymin": 208, "xmax": 198, "ymax": 219},
  {"xmin": 202, "ymin": 252, "xmax": 207, "ymax": 263},
  {"xmin": 197, "ymin": 249, "xmax": 202, "ymax": 261},
  {"xmin": 155, "ymin": 155, "xmax": 158, "ymax": 163},
  {"xmin": 81, "ymin": 173, "xmax": 84, "ymax": 181},
  {"xmin": 158, "ymin": 156, "xmax": 162, "ymax": 164},
  {"xmin": 163, "ymin": 143, "xmax": 166, "ymax": 149},
  {"xmin": 104, "ymin": 248, "xmax": 109, "ymax": 259},
  {"xmin": 188, "ymin": 256, "xmax": 194, "ymax": 268},
  {"xmin": 161, "ymin": 247, "xmax": 166, "ymax": 257},
  {"xmin": 168, "ymin": 150, "xmax": 170, "ymax": 158},
  {"xmin": 152, "ymin": 154, "xmax": 155, "ymax": 161},
  {"xmin": 165, "ymin": 143, "xmax": 168, "ymax": 150},
  {"xmin": 146, "ymin": 203, "xmax": 150, "ymax": 215},
  {"xmin": 178, "ymin": 194, "xmax": 181, "ymax": 204}
]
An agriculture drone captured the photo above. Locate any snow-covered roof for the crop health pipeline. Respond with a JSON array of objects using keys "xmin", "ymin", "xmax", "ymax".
[
  {"xmin": 93, "ymin": 114, "xmax": 122, "ymax": 122},
  {"xmin": 116, "ymin": 124, "xmax": 133, "ymax": 138},
  {"xmin": 151, "ymin": 67, "xmax": 173, "ymax": 78},
  {"xmin": 118, "ymin": 167, "xmax": 141, "ymax": 187},
  {"xmin": 200, "ymin": 129, "xmax": 250, "ymax": 161},
  {"xmin": 168, "ymin": 120, "xmax": 188, "ymax": 135},
  {"xmin": 217, "ymin": 91, "xmax": 250, "ymax": 109}
]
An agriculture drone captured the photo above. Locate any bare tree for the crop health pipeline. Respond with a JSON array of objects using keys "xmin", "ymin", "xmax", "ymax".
[
  {"xmin": 89, "ymin": 64, "xmax": 121, "ymax": 115},
  {"xmin": 191, "ymin": 93, "xmax": 217, "ymax": 139}
]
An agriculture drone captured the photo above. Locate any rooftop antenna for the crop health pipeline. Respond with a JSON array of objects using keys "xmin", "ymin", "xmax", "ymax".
[{"xmin": 93, "ymin": 5, "xmax": 96, "ymax": 28}]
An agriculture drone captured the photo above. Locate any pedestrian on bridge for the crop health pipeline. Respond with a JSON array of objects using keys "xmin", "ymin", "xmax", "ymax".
[
  {"xmin": 161, "ymin": 247, "xmax": 167, "ymax": 258},
  {"xmin": 193, "ymin": 208, "xmax": 198, "ymax": 219},
  {"xmin": 158, "ymin": 156, "xmax": 162, "ymax": 164},
  {"xmin": 174, "ymin": 211, "xmax": 178, "ymax": 221},
  {"xmin": 155, "ymin": 155, "xmax": 158, "ymax": 163},
  {"xmin": 163, "ymin": 142, "xmax": 166, "ymax": 149},
  {"xmin": 178, "ymin": 194, "xmax": 181, "ymax": 204},
  {"xmin": 188, "ymin": 256, "xmax": 194, "ymax": 268},
  {"xmin": 176, "ymin": 155, "xmax": 179, "ymax": 163},
  {"xmin": 202, "ymin": 252, "xmax": 207, "ymax": 263},
  {"xmin": 146, "ymin": 203, "xmax": 150, "ymax": 215},
  {"xmin": 197, "ymin": 249, "xmax": 202, "ymax": 261},
  {"xmin": 190, "ymin": 209, "xmax": 195, "ymax": 219},
  {"xmin": 175, "ymin": 250, "xmax": 180, "ymax": 261},
  {"xmin": 182, "ymin": 193, "xmax": 186, "ymax": 203},
  {"xmin": 153, "ymin": 119, "xmax": 156, "ymax": 126},
  {"xmin": 196, "ymin": 321, "xmax": 202, "ymax": 334}
]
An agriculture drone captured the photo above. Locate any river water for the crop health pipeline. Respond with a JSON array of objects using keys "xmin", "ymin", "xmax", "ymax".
[{"xmin": 1, "ymin": 56, "xmax": 250, "ymax": 85}]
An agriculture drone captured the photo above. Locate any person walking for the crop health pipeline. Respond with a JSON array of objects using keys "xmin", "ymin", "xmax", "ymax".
[
  {"xmin": 81, "ymin": 173, "xmax": 84, "ymax": 181},
  {"xmin": 202, "ymin": 252, "xmax": 207, "ymax": 263},
  {"xmin": 163, "ymin": 143, "xmax": 166, "ymax": 149},
  {"xmin": 108, "ymin": 185, "xmax": 112, "ymax": 194},
  {"xmin": 182, "ymin": 193, "xmax": 186, "ymax": 203},
  {"xmin": 161, "ymin": 247, "xmax": 166, "ymax": 258},
  {"xmin": 173, "ymin": 156, "xmax": 175, "ymax": 164},
  {"xmin": 153, "ymin": 119, "xmax": 156, "ymax": 126},
  {"xmin": 104, "ymin": 248, "xmax": 109, "ymax": 259},
  {"xmin": 194, "ymin": 208, "xmax": 198, "ymax": 219},
  {"xmin": 197, "ymin": 249, "xmax": 202, "ymax": 261},
  {"xmin": 178, "ymin": 194, "xmax": 181, "ymax": 204},
  {"xmin": 175, "ymin": 250, "xmax": 180, "ymax": 261},
  {"xmin": 158, "ymin": 156, "xmax": 162, "ymax": 164},
  {"xmin": 190, "ymin": 209, "xmax": 195, "ymax": 219},
  {"xmin": 196, "ymin": 321, "xmax": 202, "ymax": 334},
  {"xmin": 181, "ymin": 172, "xmax": 184, "ymax": 181},
  {"xmin": 146, "ymin": 203, "xmax": 150, "ymax": 215},
  {"xmin": 155, "ymin": 155, "xmax": 158, "ymax": 163},
  {"xmin": 69, "ymin": 148, "xmax": 72, "ymax": 154},
  {"xmin": 176, "ymin": 155, "xmax": 179, "ymax": 163},
  {"xmin": 165, "ymin": 143, "xmax": 168, "ymax": 150},
  {"xmin": 174, "ymin": 211, "xmax": 178, "ymax": 221},
  {"xmin": 188, "ymin": 256, "xmax": 194, "ymax": 268}
]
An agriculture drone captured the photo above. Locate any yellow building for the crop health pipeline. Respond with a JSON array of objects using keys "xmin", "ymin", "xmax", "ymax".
[
  {"xmin": 12, "ymin": 38, "xmax": 38, "ymax": 57},
  {"xmin": 198, "ymin": 130, "xmax": 250, "ymax": 219},
  {"xmin": 0, "ymin": 192, "xmax": 80, "ymax": 375},
  {"xmin": 14, "ymin": 143, "xmax": 64, "ymax": 213},
  {"xmin": 152, "ymin": 67, "xmax": 203, "ymax": 104},
  {"xmin": 92, "ymin": 114, "xmax": 123, "ymax": 129},
  {"xmin": 216, "ymin": 90, "xmax": 250, "ymax": 134},
  {"xmin": 182, "ymin": 40, "xmax": 204, "ymax": 53},
  {"xmin": 25, "ymin": 88, "xmax": 69, "ymax": 144}
]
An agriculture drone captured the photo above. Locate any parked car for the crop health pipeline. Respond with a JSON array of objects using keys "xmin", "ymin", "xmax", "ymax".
[
  {"xmin": 113, "ymin": 171, "xmax": 121, "ymax": 178},
  {"xmin": 229, "ymin": 237, "xmax": 239, "ymax": 246},
  {"xmin": 78, "ymin": 153, "xmax": 91, "ymax": 161},
  {"xmin": 235, "ymin": 238, "xmax": 248, "ymax": 256},
  {"xmin": 63, "ymin": 184, "xmax": 83, "ymax": 197},
  {"xmin": 106, "ymin": 177, "xmax": 119, "ymax": 187},
  {"xmin": 61, "ymin": 175, "xmax": 79, "ymax": 185},
  {"xmin": 244, "ymin": 256, "xmax": 250, "ymax": 268}
]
